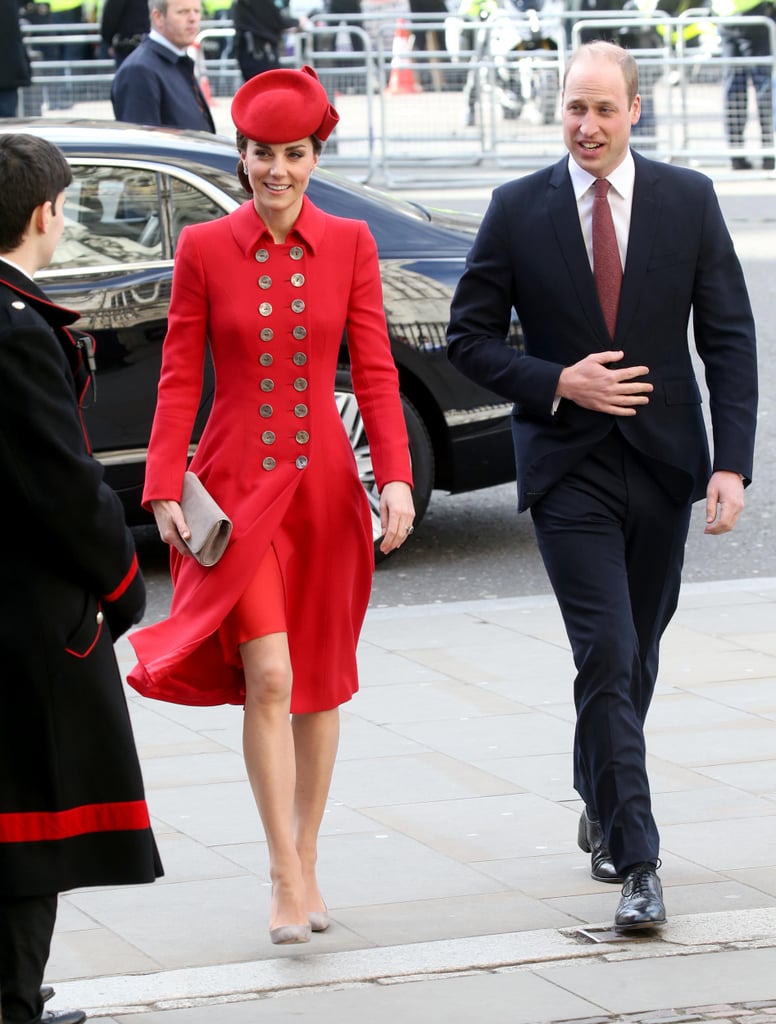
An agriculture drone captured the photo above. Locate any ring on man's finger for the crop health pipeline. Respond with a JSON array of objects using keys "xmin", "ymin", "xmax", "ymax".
[{"xmin": 405, "ymin": 525, "xmax": 414, "ymax": 536}]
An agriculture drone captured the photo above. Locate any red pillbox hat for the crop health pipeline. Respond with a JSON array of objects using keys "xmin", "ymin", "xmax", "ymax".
[{"xmin": 231, "ymin": 65, "xmax": 339, "ymax": 142}]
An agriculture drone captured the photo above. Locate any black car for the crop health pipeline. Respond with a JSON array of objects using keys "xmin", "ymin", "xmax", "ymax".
[{"xmin": 6, "ymin": 120, "xmax": 517, "ymax": 544}]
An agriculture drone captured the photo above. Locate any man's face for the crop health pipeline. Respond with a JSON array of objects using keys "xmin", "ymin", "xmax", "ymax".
[
  {"xmin": 562, "ymin": 55, "xmax": 641, "ymax": 179},
  {"xmin": 153, "ymin": 0, "xmax": 202, "ymax": 48}
]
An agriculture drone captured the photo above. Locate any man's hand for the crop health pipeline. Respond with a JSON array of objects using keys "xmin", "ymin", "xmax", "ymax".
[
  {"xmin": 704, "ymin": 470, "xmax": 745, "ymax": 535},
  {"xmin": 556, "ymin": 351, "xmax": 652, "ymax": 415}
]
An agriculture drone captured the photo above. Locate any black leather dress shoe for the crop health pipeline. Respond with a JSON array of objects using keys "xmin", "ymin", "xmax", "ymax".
[
  {"xmin": 41, "ymin": 986, "xmax": 55, "ymax": 1002},
  {"xmin": 577, "ymin": 807, "xmax": 621, "ymax": 883},
  {"xmin": 614, "ymin": 863, "xmax": 666, "ymax": 931},
  {"xmin": 41, "ymin": 1009, "xmax": 87, "ymax": 1024}
]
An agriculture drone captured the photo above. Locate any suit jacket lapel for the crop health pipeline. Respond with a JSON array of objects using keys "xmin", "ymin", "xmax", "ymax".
[
  {"xmin": 547, "ymin": 158, "xmax": 608, "ymax": 339},
  {"xmin": 617, "ymin": 151, "xmax": 660, "ymax": 343}
]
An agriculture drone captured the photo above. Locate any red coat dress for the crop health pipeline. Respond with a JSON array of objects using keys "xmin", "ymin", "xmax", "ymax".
[{"xmin": 128, "ymin": 197, "xmax": 412, "ymax": 713}]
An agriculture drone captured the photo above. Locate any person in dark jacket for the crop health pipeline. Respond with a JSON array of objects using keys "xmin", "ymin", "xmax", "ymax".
[
  {"xmin": 0, "ymin": 132, "xmax": 163, "ymax": 1024},
  {"xmin": 231, "ymin": 0, "xmax": 299, "ymax": 81},
  {"xmin": 0, "ymin": 2, "xmax": 32, "ymax": 117},
  {"xmin": 100, "ymin": 0, "xmax": 151, "ymax": 66},
  {"xmin": 111, "ymin": 0, "xmax": 215, "ymax": 131}
]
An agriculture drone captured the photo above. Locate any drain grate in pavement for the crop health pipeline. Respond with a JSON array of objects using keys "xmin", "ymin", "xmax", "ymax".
[{"xmin": 569, "ymin": 925, "xmax": 663, "ymax": 944}]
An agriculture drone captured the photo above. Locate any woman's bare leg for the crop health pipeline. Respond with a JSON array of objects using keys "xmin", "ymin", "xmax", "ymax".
[
  {"xmin": 241, "ymin": 633, "xmax": 307, "ymax": 933},
  {"xmin": 292, "ymin": 708, "xmax": 340, "ymax": 917}
]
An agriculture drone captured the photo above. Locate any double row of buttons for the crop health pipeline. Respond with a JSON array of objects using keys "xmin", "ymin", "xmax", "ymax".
[{"xmin": 254, "ymin": 245, "xmax": 310, "ymax": 472}]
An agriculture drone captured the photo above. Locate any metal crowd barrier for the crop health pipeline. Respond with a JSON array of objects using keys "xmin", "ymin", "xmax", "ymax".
[{"xmin": 16, "ymin": 12, "xmax": 776, "ymax": 183}]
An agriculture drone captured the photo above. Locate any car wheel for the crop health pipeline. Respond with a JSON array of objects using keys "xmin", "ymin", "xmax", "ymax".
[{"xmin": 335, "ymin": 369, "xmax": 434, "ymax": 560}]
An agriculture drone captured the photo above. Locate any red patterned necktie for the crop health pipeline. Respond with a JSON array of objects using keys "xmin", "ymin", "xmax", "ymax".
[{"xmin": 592, "ymin": 178, "xmax": 622, "ymax": 339}]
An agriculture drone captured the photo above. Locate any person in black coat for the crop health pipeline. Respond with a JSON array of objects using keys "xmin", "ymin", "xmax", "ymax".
[
  {"xmin": 0, "ymin": 132, "xmax": 163, "ymax": 1024},
  {"xmin": 111, "ymin": 0, "xmax": 215, "ymax": 131},
  {"xmin": 0, "ymin": 2, "xmax": 32, "ymax": 117},
  {"xmin": 100, "ymin": 0, "xmax": 151, "ymax": 66},
  {"xmin": 231, "ymin": 0, "xmax": 299, "ymax": 81}
]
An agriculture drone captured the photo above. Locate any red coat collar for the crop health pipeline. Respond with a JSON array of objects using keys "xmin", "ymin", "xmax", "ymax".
[{"xmin": 228, "ymin": 195, "xmax": 327, "ymax": 257}]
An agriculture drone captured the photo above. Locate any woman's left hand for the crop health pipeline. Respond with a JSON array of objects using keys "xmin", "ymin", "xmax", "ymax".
[{"xmin": 378, "ymin": 481, "xmax": 415, "ymax": 554}]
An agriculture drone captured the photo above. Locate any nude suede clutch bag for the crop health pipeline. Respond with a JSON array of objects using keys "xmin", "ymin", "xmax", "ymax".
[{"xmin": 180, "ymin": 471, "xmax": 232, "ymax": 566}]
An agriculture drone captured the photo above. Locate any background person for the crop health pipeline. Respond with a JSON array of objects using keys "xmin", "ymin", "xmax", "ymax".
[
  {"xmin": 100, "ymin": 0, "xmax": 150, "ymax": 66},
  {"xmin": 711, "ymin": 0, "xmax": 775, "ymax": 170},
  {"xmin": 231, "ymin": 0, "xmax": 300, "ymax": 81},
  {"xmin": 127, "ymin": 66, "xmax": 414, "ymax": 945},
  {"xmin": 0, "ymin": 132, "xmax": 162, "ymax": 1024},
  {"xmin": 447, "ymin": 41, "xmax": 757, "ymax": 932},
  {"xmin": 0, "ymin": 2, "xmax": 32, "ymax": 117},
  {"xmin": 111, "ymin": 0, "xmax": 215, "ymax": 131}
]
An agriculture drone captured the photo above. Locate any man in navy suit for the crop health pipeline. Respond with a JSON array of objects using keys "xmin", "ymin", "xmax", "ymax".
[
  {"xmin": 447, "ymin": 40, "xmax": 757, "ymax": 930},
  {"xmin": 111, "ymin": 0, "xmax": 215, "ymax": 132}
]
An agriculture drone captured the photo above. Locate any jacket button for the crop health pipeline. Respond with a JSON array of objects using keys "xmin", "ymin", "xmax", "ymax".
[
  {"xmin": 259, "ymin": 353, "xmax": 273, "ymax": 366},
  {"xmin": 260, "ymin": 378, "xmax": 275, "ymax": 392},
  {"xmin": 262, "ymin": 457, "xmax": 277, "ymax": 471},
  {"xmin": 258, "ymin": 302, "xmax": 272, "ymax": 316},
  {"xmin": 289, "ymin": 245, "xmax": 304, "ymax": 260},
  {"xmin": 96, "ymin": 610, "xmax": 104, "ymax": 624},
  {"xmin": 259, "ymin": 403, "xmax": 273, "ymax": 417},
  {"xmin": 291, "ymin": 299, "xmax": 305, "ymax": 313},
  {"xmin": 291, "ymin": 273, "xmax": 305, "ymax": 287},
  {"xmin": 292, "ymin": 326, "xmax": 307, "ymax": 340},
  {"xmin": 296, "ymin": 430, "xmax": 310, "ymax": 444},
  {"xmin": 260, "ymin": 328, "xmax": 274, "ymax": 341},
  {"xmin": 255, "ymin": 248, "xmax": 269, "ymax": 262},
  {"xmin": 258, "ymin": 275, "xmax": 272, "ymax": 289},
  {"xmin": 262, "ymin": 430, "xmax": 276, "ymax": 444},
  {"xmin": 294, "ymin": 403, "xmax": 308, "ymax": 417},
  {"xmin": 293, "ymin": 378, "xmax": 308, "ymax": 392},
  {"xmin": 295, "ymin": 455, "xmax": 308, "ymax": 469},
  {"xmin": 292, "ymin": 352, "xmax": 307, "ymax": 365}
]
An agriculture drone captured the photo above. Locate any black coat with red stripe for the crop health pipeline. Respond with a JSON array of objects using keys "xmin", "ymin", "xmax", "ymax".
[{"xmin": 0, "ymin": 262, "xmax": 162, "ymax": 899}]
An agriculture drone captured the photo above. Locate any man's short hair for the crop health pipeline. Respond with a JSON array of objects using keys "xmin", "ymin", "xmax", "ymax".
[
  {"xmin": 0, "ymin": 134, "xmax": 72, "ymax": 253},
  {"xmin": 149, "ymin": 0, "xmax": 167, "ymax": 16},
  {"xmin": 564, "ymin": 41, "xmax": 640, "ymax": 106}
]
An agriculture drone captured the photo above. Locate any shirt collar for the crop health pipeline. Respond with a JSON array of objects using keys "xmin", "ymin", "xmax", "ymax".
[
  {"xmin": 567, "ymin": 149, "xmax": 636, "ymax": 202},
  {"xmin": 149, "ymin": 29, "xmax": 189, "ymax": 57}
]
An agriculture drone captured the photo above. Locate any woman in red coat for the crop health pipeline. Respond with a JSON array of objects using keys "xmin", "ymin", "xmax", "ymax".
[{"xmin": 129, "ymin": 66, "xmax": 414, "ymax": 945}]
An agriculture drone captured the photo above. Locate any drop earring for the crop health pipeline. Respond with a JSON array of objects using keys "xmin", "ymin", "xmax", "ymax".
[{"xmin": 242, "ymin": 162, "xmax": 249, "ymax": 174}]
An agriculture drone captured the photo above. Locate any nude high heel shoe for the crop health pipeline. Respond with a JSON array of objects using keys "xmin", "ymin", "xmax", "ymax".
[
  {"xmin": 269, "ymin": 922, "xmax": 312, "ymax": 945},
  {"xmin": 308, "ymin": 908, "xmax": 330, "ymax": 932}
]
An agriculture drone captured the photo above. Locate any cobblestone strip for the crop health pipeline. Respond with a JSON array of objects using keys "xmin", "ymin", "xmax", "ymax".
[{"xmin": 554, "ymin": 1002, "xmax": 776, "ymax": 1024}]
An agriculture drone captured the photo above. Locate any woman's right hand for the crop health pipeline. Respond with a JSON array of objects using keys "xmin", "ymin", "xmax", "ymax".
[{"xmin": 150, "ymin": 499, "xmax": 193, "ymax": 557}]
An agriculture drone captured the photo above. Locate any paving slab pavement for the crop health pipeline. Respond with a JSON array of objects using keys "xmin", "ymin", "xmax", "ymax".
[{"xmin": 43, "ymin": 577, "xmax": 776, "ymax": 1021}]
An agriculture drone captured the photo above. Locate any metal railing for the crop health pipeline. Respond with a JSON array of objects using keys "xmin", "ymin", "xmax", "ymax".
[{"xmin": 16, "ymin": 12, "xmax": 776, "ymax": 183}]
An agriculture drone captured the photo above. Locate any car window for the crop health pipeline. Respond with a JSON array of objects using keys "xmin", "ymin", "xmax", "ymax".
[
  {"xmin": 169, "ymin": 176, "xmax": 227, "ymax": 250},
  {"xmin": 52, "ymin": 166, "xmax": 163, "ymax": 270}
]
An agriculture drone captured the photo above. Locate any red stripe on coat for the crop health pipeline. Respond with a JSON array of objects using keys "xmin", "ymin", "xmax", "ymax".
[
  {"xmin": 0, "ymin": 800, "xmax": 151, "ymax": 843},
  {"xmin": 103, "ymin": 553, "xmax": 139, "ymax": 603}
]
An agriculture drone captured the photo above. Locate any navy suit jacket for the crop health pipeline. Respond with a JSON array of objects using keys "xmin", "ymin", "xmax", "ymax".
[
  {"xmin": 111, "ymin": 37, "xmax": 215, "ymax": 133},
  {"xmin": 447, "ymin": 151, "xmax": 758, "ymax": 510}
]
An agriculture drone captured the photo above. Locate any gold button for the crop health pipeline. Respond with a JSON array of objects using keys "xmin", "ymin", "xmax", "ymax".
[
  {"xmin": 260, "ymin": 328, "xmax": 274, "ymax": 341},
  {"xmin": 291, "ymin": 299, "xmax": 305, "ymax": 314},
  {"xmin": 260, "ymin": 378, "xmax": 274, "ymax": 392},
  {"xmin": 259, "ymin": 404, "xmax": 273, "ymax": 417},
  {"xmin": 255, "ymin": 248, "xmax": 269, "ymax": 262},
  {"xmin": 296, "ymin": 430, "xmax": 310, "ymax": 444},
  {"xmin": 294, "ymin": 403, "xmax": 308, "ymax": 417},
  {"xmin": 258, "ymin": 302, "xmax": 272, "ymax": 316},
  {"xmin": 289, "ymin": 246, "xmax": 304, "ymax": 260},
  {"xmin": 295, "ymin": 455, "xmax": 308, "ymax": 469},
  {"xmin": 292, "ymin": 326, "xmax": 307, "ymax": 340},
  {"xmin": 258, "ymin": 275, "xmax": 272, "ymax": 289},
  {"xmin": 293, "ymin": 352, "xmax": 307, "ymax": 366},
  {"xmin": 96, "ymin": 610, "xmax": 104, "ymax": 624},
  {"xmin": 291, "ymin": 273, "xmax": 305, "ymax": 287},
  {"xmin": 262, "ymin": 457, "xmax": 277, "ymax": 471},
  {"xmin": 262, "ymin": 430, "xmax": 276, "ymax": 444},
  {"xmin": 259, "ymin": 353, "xmax": 273, "ymax": 366},
  {"xmin": 293, "ymin": 378, "xmax": 308, "ymax": 392}
]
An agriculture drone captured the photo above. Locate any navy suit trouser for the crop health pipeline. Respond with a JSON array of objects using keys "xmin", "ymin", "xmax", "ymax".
[{"xmin": 530, "ymin": 428, "xmax": 692, "ymax": 873}]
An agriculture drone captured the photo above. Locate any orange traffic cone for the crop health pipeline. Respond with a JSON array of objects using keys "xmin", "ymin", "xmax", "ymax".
[
  {"xmin": 386, "ymin": 20, "xmax": 422, "ymax": 95},
  {"xmin": 189, "ymin": 40, "xmax": 215, "ymax": 107}
]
